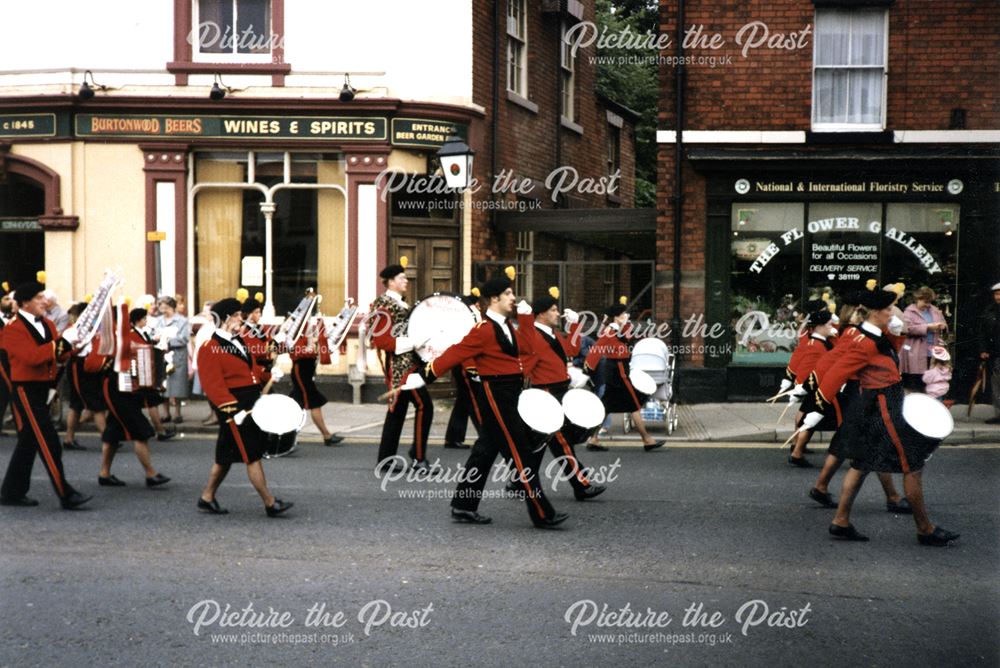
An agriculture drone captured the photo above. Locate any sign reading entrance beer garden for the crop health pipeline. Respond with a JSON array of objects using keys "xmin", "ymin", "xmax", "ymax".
[
  {"xmin": 390, "ymin": 118, "xmax": 467, "ymax": 148},
  {"xmin": 75, "ymin": 114, "xmax": 388, "ymax": 141}
]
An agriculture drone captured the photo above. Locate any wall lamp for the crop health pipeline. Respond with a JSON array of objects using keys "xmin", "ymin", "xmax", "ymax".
[
  {"xmin": 339, "ymin": 74, "xmax": 356, "ymax": 102},
  {"xmin": 210, "ymin": 73, "xmax": 235, "ymax": 100},
  {"xmin": 78, "ymin": 70, "xmax": 110, "ymax": 100}
]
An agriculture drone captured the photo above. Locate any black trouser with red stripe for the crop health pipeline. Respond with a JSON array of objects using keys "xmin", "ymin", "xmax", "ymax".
[
  {"xmin": 451, "ymin": 377, "xmax": 557, "ymax": 524},
  {"xmin": 0, "ymin": 352, "xmax": 20, "ymax": 432},
  {"xmin": 377, "ymin": 384, "xmax": 433, "ymax": 463},
  {"xmin": 1, "ymin": 382, "xmax": 77, "ymax": 502},
  {"xmin": 444, "ymin": 367, "xmax": 481, "ymax": 446},
  {"xmin": 535, "ymin": 381, "xmax": 591, "ymax": 496}
]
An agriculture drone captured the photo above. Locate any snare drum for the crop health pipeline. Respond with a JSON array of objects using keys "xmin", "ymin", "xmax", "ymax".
[
  {"xmin": 517, "ymin": 388, "xmax": 565, "ymax": 450},
  {"xmin": 560, "ymin": 388, "xmax": 606, "ymax": 445},
  {"xmin": 251, "ymin": 394, "xmax": 307, "ymax": 459},
  {"xmin": 407, "ymin": 292, "xmax": 481, "ymax": 363},
  {"xmin": 628, "ymin": 368, "xmax": 657, "ymax": 396}
]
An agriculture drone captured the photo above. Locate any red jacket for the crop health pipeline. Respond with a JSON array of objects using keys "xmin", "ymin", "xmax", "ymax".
[
  {"xmin": 818, "ymin": 327, "xmax": 904, "ymax": 404},
  {"xmin": 584, "ymin": 326, "xmax": 630, "ymax": 371},
  {"xmin": 289, "ymin": 318, "xmax": 332, "ymax": 364},
  {"xmin": 517, "ymin": 313, "xmax": 582, "ymax": 385},
  {"xmin": 430, "ymin": 315, "xmax": 533, "ymax": 379},
  {"xmin": 197, "ymin": 334, "xmax": 262, "ymax": 411},
  {"xmin": 5, "ymin": 315, "xmax": 69, "ymax": 383},
  {"xmin": 788, "ymin": 335, "xmax": 834, "ymax": 385}
]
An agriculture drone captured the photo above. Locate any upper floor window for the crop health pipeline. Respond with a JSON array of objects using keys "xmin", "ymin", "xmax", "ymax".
[
  {"xmin": 560, "ymin": 22, "xmax": 576, "ymax": 121},
  {"xmin": 193, "ymin": 0, "xmax": 273, "ymax": 60},
  {"xmin": 607, "ymin": 125, "xmax": 620, "ymax": 177},
  {"xmin": 507, "ymin": 0, "xmax": 528, "ymax": 96},
  {"xmin": 812, "ymin": 9, "xmax": 887, "ymax": 130}
]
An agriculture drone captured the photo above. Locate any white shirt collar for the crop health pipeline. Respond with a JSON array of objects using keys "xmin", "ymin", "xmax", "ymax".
[
  {"xmin": 534, "ymin": 322, "xmax": 554, "ymax": 337},
  {"xmin": 25, "ymin": 313, "xmax": 46, "ymax": 336},
  {"xmin": 216, "ymin": 329, "xmax": 245, "ymax": 349},
  {"xmin": 810, "ymin": 332, "xmax": 827, "ymax": 341},
  {"xmin": 485, "ymin": 309, "xmax": 507, "ymax": 326},
  {"xmin": 861, "ymin": 321, "xmax": 882, "ymax": 337},
  {"xmin": 385, "ymin": 290, "xmax": 407, "ymax": 307}
]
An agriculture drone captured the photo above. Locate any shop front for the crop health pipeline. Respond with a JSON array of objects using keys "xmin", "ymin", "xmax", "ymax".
[{"xmin": 689, "ymin": 149, "xmax": 1000, "ymax": 400}]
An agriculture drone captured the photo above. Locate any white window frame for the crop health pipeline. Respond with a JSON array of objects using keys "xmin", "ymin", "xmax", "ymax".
[
  {"xmin": 515, "ymin": 230, "xmax": 534, "ymax": 296},
  {"xmin": 506, "ymin": 0, "xmax": 528, "ymax": 96},
  {"xmin": 560, "ymin": 21, "xmax": 575, "ymax": 122},
  {"xmin": 606, "ymin": 125, "xmax": 620, "ymax": 177},
  {"xmin": 811, "ymin": 9, "xmax": 888, "ymax": 132},
  {"xmin": 192, "ymin": 0, "xmax": 273, "ymax": 63}
]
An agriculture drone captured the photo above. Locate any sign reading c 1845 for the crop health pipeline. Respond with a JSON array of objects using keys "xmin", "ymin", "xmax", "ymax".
[{"xmin": 0, "ymin": 114, "xmax": 57, "ymax": 138}]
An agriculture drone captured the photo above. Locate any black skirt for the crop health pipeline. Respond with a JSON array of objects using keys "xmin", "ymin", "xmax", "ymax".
[
  {"xmin": 213, "ymin": 385, "xmax": 266, "ymax": 465},
  {"xmin": 289, "ymin": 358, "xmax": 327, "ymax": 409},
  {"xmin": 601, "ymin": 359, "xmax": 645, "ymax": 414},
  {"xmin": 102, "ymin": 376, "xmax": 156, "ymax": 443},
  {"xmin": 846, "ymin": 383, "xmax": 940, "ymax": 473},
  {"xmin": 68, "ymin": 359, "xmax": 107, "ymax": 412},
  {"xmin": 797, "ymin": 373, "xmax": 840, "ymax": 433}
]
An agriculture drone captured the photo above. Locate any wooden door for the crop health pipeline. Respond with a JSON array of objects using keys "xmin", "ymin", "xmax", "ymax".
[{"xmin": 390, "ymin": 236, "xmax": 458, "ymax": 300}]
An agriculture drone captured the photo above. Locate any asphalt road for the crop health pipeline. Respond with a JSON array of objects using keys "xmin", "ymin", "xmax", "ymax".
[{"xmin": 1, "ymin": 435, "xmax": 997, "ymax": 667}]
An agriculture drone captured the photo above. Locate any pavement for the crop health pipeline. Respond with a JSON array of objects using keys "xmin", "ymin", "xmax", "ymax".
[
  {"xmin": 41, "ymin": 387, "xmax": 1000, "ymax": 447},
  {"xmin": 0, "ymin": 435, "xmax": 997, "ymax": 666}
]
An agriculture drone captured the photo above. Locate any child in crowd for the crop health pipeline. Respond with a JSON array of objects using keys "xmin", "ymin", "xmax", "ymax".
[{"xmin": 922, "ymin": 345, "xmax": 952, "ymax": 401}]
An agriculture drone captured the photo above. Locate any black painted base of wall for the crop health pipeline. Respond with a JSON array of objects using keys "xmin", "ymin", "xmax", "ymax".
[{"xmin": 273, "ymin": 375, "xmax": 458, "ymax": 404}]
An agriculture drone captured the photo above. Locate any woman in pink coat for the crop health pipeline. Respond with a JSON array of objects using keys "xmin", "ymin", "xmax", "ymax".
[{"xmin": 900, "ymin": 286, "xmax": 948, "ymax": 390}]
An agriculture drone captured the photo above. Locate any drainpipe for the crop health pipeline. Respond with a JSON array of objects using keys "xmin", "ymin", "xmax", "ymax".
[
  {"xmin": 671, "ymin": 0, "xmax": 685, "ymax": 351},
  {"xmin": 491, "ymin": 0, "xmax": 501, "ymax": 224}
]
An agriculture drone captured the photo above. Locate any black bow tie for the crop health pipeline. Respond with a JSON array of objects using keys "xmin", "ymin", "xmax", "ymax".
[{"xmin": 35, "ymin": 315, "xmax": 45, "ymax": 324}]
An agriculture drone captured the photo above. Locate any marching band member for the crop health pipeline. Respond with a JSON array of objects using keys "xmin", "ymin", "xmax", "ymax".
[
  {"xmin": 63, "ymin": 302, "xmax": 109, "ymax": 450},
  {"xmin": 584, "ymin": 299, "xmax": 664, "ymax": 452},
  {"xmin": 517, "ymin": 287, "xmax": 605, "ymax": 501},
  {"xmin": 368, "ymin": 259, "xmax": 434, "ymax": 472},
  {"xmin": 60, "ymin": 302, "xmax": 91, "ymax": 450},
  {"xmin": 442, "ymin": 290, "xmax": 482, "ymax": 450},
  {"xmin": 0, "ymin": 282, "xmax": 20, "ymax": 438},
  {"xmin": 806, "ymin": 295, "xmax": 907, "ymax": 513},
  {"xmin": 196, "ymin": 298, "xmax": 292, "ymax": 517},
  {"xmin": 128, "ymin": 308, "xmax": 173, "ymax": 442},
  {"xmin": 426, "ymin": 269, "xmax": 569, "ymax": 529},
  {"xmin": 97, "ymin": 307, "xmax": 170, "ymax": 488},
  {"xmin": 241, "ymin": 294, "xmax": 278, "ymax": 390},
  {"xmin": 809, "ymin": 289, "xmax": 957, "ymax": 545},
  {"xmin": 287, "ymin": 309, "xmax": 343, "ymax": 447},
  {"xmin": 0, "ymin": 280, "xmax": 90, "ymax": 509},
  {"xmin": 786, "ymin": 305, "xmax": 836, "ymax": 467}
]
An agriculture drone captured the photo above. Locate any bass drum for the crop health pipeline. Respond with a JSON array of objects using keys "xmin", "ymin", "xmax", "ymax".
[
  {"xmin": 902, "ymin": 392, "xmax": 954, "ymax": 440},
  {"xmin": 408, "ymin": 292, "xmax": 481, "ymax": 363},
  {"xmin": 517, "ymin": 388, "xmax": 565, "ymax": 451},
  {"xmin": 561, "ymin": 388, "xmax": 606, "ymax": 445},
  {"xmin": 251, "ymin": 394, "xmax": 307, "ymax": 459}
]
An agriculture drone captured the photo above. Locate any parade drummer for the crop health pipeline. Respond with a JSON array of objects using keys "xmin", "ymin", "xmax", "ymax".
[
  {"xmin": 516, "ymin": 286, "xmax": 605, "ymax": 501},
  {"xmin": 583, "ymin": 298, "xmax": 664, "ymax": 452},
  {"xmin": 443, "ymin": 290, "xmax": 483, "ymax": 450},
  {"xmin": 64, "ymin": 304, "xmax": 110, "ymax": 449},
  {"xmin": 241, "ymin": 293, "xmax": 280, "ymax": 390},
  {"xmin": 425, "ymin": 268, "xmax": 569, "ymax": 529},
  {"xmin": 0, "ymin": 281, "xmax": 21, "ymax": 438},
  {"xmin": 196, "ymin": 298, "xmax": 292, "ymax": 517},
  {"xmin": 809, "ymin": 288, "xmax": 958, "ymax": 546},
  {"xmin": 287, "ymin": 299, "xmax": 344, "ymax": 448},
  {"xmin": 0, "ymin": 279, "xmax": 91, "ymax": 509},
  {"xmin": 786, "ymin": 303, "xmax": 836, "ymax": 467},
  {"xmin": 128, "ymin": 307, "xmax": 173, "ymax": 442},
  {"xmin": 806, "ymin": 292, "xmax": 908, "ymax": 514},
  {"xmin": 368, "ymin": 258, "xmax": 434, "ymax": 473},
  {"xmin": 96, "ymin": 306, "xmax": 171, "ymax": 489}
]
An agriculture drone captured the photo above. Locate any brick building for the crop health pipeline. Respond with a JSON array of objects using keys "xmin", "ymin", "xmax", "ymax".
[{"xmin": 656, "ymin": 0, "xmax": 1000, "ymax": 400}]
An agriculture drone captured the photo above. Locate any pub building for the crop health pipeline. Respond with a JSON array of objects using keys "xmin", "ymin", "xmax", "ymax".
[
  {"xmin": 656, "ymin": 0, "xmax": 1000, "ymax": 401},
  {"xmin": 0, "ymin": 1, "xmax": 640, "ymax": 399}
]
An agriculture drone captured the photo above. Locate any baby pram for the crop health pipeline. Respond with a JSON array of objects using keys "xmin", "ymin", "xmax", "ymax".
[{"xmin": 624, "ymin": 337, "xmax": 679, "ymax": 435}]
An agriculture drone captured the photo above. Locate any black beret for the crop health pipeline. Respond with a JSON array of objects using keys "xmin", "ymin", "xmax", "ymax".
[
  {"xmin": 129, "ymin": 308, "xmax": 148, "ymax": 325},
  {"xmin": 380, "ymin": 264, "xmax": 405, "ymax": 280},
  {"xmin": 604, "ymin": 304, "xmax": 627, "ymax": 318},
  {"xmin": 807, "ymin": 309, "xmax": 833, "ymax": 327},
  {"xmin": 859, "ymin": 289, "xmax": 896, "ymax": 310},
  {"xmin": 461, "ymin": 293, "xmax": 480, "ymax": 306},
  {"xmin": 13, "ymin": 280, "xmax": 45, "ymax": 305},
  {"xmin": 241, "ymin": 298, "xmax": 262, "ymax": 314},
  {"xmin": 841, "ymin": 290, "xmax": 862, "ymax": 307},
  {"xmin": 211, "ymin": 297, "xmax": 243, "ymax": 322},
  {"xmin": 532, "ymin": 295, "xmax": 558, "ymax": 315},
  {"xmin": 481, "ymin": 276, "xmax": 512, "ymax": 298}
]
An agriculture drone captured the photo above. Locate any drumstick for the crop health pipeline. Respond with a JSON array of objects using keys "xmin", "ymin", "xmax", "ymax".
[
  {"xmin": 378, "ymin": 387, "xmax": 401, "ymax": 402},
  {"xmin": 775, "ymin": 401, "xmax": 792, "ymax": 426},
  {"xmin": 766, "ymin": 389, "xmax": 794, "ymax": 403},
  {"xmin": 779, "ymin": 428, "xmax": 801, "ymax": 450}
]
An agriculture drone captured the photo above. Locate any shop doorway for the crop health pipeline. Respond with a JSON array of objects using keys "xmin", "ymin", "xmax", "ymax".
[
  {"xmin": 390, "ymin": 235, "xmax": 458, "ymax": 299},
  {"xmin": 0, "ymin": 175, "xmax": 45, "ymax": 284}
]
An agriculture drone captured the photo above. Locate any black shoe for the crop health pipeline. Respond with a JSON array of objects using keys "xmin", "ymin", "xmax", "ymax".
[
  {"xmin": 586, "ymin": 442, "xmax": 609, "ymax": 452},
  {"xmin": 61, "ymin": 491, "xmax": 93, "ymax": 510},
  {"xmin": 376, "ymin": 461, "xmax": 406, "ymax": 476},
  {"xmin": 0, "ymin": 496, "xmax": 39, "ymax": 507},
  {"xmin": 643, "ymin": 440, "xmax": 665, "ymax": 452},
  {"xmin": 324, "ymin": 434, "xmax": 345, "ymax": 446},
  {"xmin": 265, "ymin": 499, "xmax": 294, "ymax": 517},
  {"xmin": 197, "ymin": 498, "xmax": 228, "ymax": 514},
  {"xmin": 161, "ymin": 415, "xmax": 172, "ymax": 423},
  {"xmin": 451, "ymin": 508, "xmax": 492, "ymax": 524},
  {"xmin": 410, "ymin": 459, "xmax": 440, "ymax": 474},
  {"xmin": 146, "ymin": 473, "xmax": 171, "ymax": 487},
  {"xmin": 983, "ymin": 416, "xmax": 1000, "ymax": 425},
  {"xmin": 829, "ymin": 523, "xmax": 869, "ymax": 541},
  {"xmin": 886, "ymin": 497, "xmax": 913, "ymax": 514},
  {"xmin": 98, "ymin": 475, "xmax": 126, "ymax": 487},
  {"xmin": 62, "ymin": 440, "xmax": 87, "ymax": 451},
  {"xmin": 174, "ymin": 416, "xmax": 184, "ymax": 424},
  {"xmin": 444, "ymin": 441, "xmax": 470, "ymax": 449},
  {"xmin": 575, "ymin": 484, "xmax": 607, "ymax": 501},
  {"xmin": 533, "ymin": 511, "xmax": 570, "ymax": 529},
  {"xmin": 788, "ymin": 456, "xmax": 813, "ymax": 468},
  {"xmin": 917, "ymin": 526, "xmax": 960, "ymax": 546},
  {"xmin": 809, "ymin": 487, "xmax": 837, "ymax": 508},
  {"xmin": 157, "ymin": 431, "xmax": 176, "ymax": 442}
]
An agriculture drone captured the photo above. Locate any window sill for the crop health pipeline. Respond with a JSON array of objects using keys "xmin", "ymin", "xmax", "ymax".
[
  {"xmin": 605, "ymin": 193, "xmax": 621, "ymax": 206},
  {"xmin": 560, "ymin": 118, "xmax": 583, "ymax": 135},
  {"xmin": 506, "ymin": 90, "xmax": 539, "ymax": 114},
  {"xmin": 167, "ymin": 61, "xmax": 291, "ymax": 86}
]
